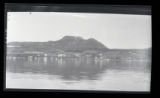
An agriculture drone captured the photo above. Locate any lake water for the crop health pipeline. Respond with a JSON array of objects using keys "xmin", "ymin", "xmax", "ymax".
[{"xmin": 6, "ymin": 57, "xmax": 151, "ymax": 91}]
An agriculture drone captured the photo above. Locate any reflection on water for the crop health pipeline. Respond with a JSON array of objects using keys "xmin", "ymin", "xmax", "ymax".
[{"xmin": 6, "ymin": 56, "xmax": 151, "ymax": 91}]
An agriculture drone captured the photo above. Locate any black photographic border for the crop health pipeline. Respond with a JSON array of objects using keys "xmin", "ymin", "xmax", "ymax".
[{"xmin": 2, "ymin": 3, "xmax": 152, "ymax": 96}]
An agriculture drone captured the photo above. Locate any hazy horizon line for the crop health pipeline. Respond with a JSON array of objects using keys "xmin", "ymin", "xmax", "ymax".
[{"xmin": 6, "ymin": 40, "xmax": 152, "ymax": 50}]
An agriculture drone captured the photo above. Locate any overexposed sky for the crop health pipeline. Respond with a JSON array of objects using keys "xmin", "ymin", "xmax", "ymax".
[{"xmin": 7, "ymin": 12, "xmax": 151, "ymax": 49}]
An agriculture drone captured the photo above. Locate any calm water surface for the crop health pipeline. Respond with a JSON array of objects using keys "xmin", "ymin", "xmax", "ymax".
[{"xmin": 6, "ymin": 57, "xmax": 151, "ymax": 91}]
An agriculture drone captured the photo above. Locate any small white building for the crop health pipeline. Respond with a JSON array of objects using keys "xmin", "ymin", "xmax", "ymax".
[{"xmin": 58, "ymin": 53, "xmax": 66, "ymax": 57}]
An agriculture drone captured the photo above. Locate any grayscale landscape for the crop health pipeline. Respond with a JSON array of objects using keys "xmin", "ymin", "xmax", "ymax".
[{"xmin": 6, "ymin": 12, "xmax": 151, "ymax": 91}]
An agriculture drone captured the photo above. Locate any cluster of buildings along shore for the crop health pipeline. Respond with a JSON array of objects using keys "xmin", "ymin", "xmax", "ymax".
[
  {"xmin": 7, "ymin": 51, "xmax": 107, "ymax": 59},
  {"xmin": 7, "ymin": 50, "xmax": 150, "ymax": 61}
]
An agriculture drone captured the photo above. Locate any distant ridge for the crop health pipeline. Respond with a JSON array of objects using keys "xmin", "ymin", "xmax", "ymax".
[{"xmin": 7, "ymin": 36, "xmax": 108, "ymax": 53}]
